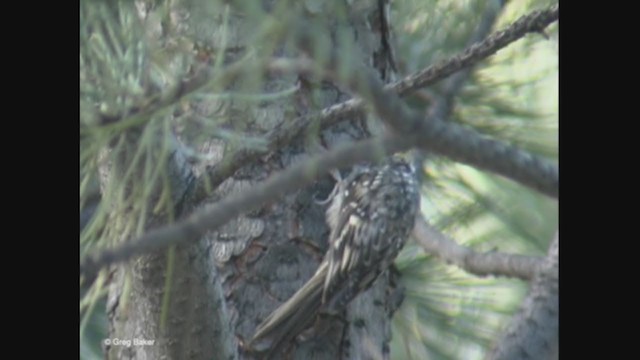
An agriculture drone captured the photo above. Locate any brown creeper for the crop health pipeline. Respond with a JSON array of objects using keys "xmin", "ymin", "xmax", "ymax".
[{"xmin": 249, "ymin": 155, "xmax": 420, "ymax": 356}]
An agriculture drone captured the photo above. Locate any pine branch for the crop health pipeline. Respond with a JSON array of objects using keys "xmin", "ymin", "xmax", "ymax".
[
  {"xmin": 190, "ymin": 4, "xmax": 559, "ymax": 202},
  {"xmin": 412, "ymin": 216, "xmax": 543, "ymax": 281},
  {"xmin": 295, "ymin": 4, "xmax": 559, "ymax": 198}
]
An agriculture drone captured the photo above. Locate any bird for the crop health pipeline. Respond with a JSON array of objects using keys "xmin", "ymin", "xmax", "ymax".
[{"xmin": 248, "ymin": 154, "xmax": 420, "ymax": 357}]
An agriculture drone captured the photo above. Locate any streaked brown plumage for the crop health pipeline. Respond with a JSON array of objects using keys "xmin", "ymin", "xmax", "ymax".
[{"xmin": 249, "ymin": 155, "xmax": 419, "ymax": 357}]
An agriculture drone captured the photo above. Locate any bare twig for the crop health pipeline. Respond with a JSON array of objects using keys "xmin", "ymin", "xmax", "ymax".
[
  {"xmin": 295, "ymin": 5, "xmax": 559, "ymax": 198},
  {"xmin": 412, "ymin": 216, "xmax": 543, "ymax": 281},
  {"xmin": 415, "ymin": 0, "xmax": 507, "ymax": 180},
  {"xmin": 390, "ymin": 4, "xmax": 558, "ymax": 97}
]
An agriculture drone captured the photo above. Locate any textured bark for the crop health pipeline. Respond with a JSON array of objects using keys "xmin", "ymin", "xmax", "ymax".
[
  {"xmin": 102, "ymin": 130, "xmax": 236, "ymax": 359},
  {"xmin": 98, "ymin": 3, "xmax": 238, "ymax": 354},
  {"xmin": 487, "ymin": 234, "xmax": 559, "ymax": 360},
  {"xmin": 103, "ymin": 0, "xmax": 399, "ymax": 359}
]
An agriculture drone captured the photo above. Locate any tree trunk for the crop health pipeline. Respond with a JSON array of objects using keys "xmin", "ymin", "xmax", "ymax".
[{"xmin": 104, "ymin": 0, "xmax": 399, "ymax": 359}]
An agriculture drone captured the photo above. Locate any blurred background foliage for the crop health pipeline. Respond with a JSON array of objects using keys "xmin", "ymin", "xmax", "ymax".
[
  {"xmin": 80, "ymin": 0, "xmax": 558, "ymax": 359},
  {"xmin": 390, "ymin": 0, "xmax": 557, "ymax": 359}
]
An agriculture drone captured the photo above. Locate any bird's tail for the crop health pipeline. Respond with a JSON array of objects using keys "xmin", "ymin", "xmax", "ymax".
[{"xmin": 249, "ymin": 262, "xmax": 328, "ymax": 357}]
